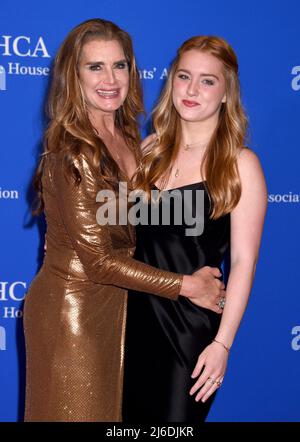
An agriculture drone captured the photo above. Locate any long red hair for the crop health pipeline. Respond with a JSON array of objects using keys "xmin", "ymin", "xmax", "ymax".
[{"xmin": 134, "ymin": 36, "xmax": 248, "ymax": 219}]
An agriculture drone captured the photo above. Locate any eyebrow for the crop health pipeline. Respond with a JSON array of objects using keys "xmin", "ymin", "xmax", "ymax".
[
  {"xmin": 177, "ymin": 68, "xmax": 219, "ymax": 80},
  {"xmin": 85, "ymin": 59, "xmax": 128, "ymax": 66}
]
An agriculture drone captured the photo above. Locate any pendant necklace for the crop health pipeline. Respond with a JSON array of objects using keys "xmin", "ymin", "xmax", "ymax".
[
  {"xmin": 183, "ymin": 139, "xmax": 208, "ymax": 151},
  {"xmin": 174, "ymin": 140, "xmax": 209, "ymax": 178}
]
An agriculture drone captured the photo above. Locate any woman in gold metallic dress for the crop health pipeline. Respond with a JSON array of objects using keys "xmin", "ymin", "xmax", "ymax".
[{"xmin": 23, "ymin": 19, "xmax": 225, "ymax": 422}]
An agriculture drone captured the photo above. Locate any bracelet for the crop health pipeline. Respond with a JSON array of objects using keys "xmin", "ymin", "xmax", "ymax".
[{"xmin": 212, "ymin": 338, "xmax": 230, "ymax": 353}]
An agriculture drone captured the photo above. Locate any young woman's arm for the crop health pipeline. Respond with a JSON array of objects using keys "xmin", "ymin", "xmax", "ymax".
[{"xmin": 190, "ymin": 148, "xmax": 267, "ymax": 402}]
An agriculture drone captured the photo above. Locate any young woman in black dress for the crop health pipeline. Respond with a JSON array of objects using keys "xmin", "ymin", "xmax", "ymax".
[{"xmin": 123, "ymin": 36, "xmax": 267, "ymax": 422}]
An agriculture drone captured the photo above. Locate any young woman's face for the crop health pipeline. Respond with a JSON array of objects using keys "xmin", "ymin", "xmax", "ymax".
[
  {"xmin": 78, "ymin": 39, "xmax": 129, "ymax": 115},
  {"xmin": 172, "ymin": 49, "xmax": 226, "ymax": 125}
]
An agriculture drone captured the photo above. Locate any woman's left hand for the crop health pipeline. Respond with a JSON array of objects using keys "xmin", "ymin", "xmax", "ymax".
[{"xmin": 189, "ymin": 341, "xmax": 229, "ymax": 402}]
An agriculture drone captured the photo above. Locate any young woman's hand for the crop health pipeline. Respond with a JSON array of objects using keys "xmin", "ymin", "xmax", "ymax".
[{"xmin": 189, "ymin": 341, "xmax": 229, "ymax": 402}]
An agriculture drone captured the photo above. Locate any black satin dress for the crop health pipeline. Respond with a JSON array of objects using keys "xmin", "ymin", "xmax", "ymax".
[{"xmin": 123, "ymin": 182, "xmax": 230, "ymax": 422}]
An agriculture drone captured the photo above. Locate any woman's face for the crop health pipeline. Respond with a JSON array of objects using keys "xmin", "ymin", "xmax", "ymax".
[
  {"xmin": 78, "ymin": 39, "xmax": 130, "ymax": 116},
  {"xmin": 172, "ymin": 49, "xmax": 226, "ymax": 125}
]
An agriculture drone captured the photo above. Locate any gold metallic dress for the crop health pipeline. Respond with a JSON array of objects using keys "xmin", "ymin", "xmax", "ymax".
[{"xmin": 24, "ymin": 152, "xmax": 182, "ymax": 422}]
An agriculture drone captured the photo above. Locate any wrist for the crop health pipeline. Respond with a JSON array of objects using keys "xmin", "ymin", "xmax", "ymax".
[
  {"xmin": 212, "ymin": 338, "xmax": 231, "ymax": 353},
  {"xmin": 179, "ymin": 275, "xmax": 194, "ymax": 298}
]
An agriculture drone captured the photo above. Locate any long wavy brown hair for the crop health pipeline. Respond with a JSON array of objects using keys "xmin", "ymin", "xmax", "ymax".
[
  {"xmin": 134, "ymin": 36, "xmax": 248, "ymax": 219},
  {"xmin": 33, "ymin": 18, "xmax": 143, "ymax": 214}
]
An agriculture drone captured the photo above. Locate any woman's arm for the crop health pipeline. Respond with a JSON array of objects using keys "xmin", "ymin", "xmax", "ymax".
[
  {"xmin": 189, "ymin": 148, "xmax": 267, "ymax": 402},
  {"xmin": 214, "ymin": 148, "xmax": 267, "ymax": 348},
  {"xmin": 50, "ymin": 152, "xmax": 223, "ymax": 303}
]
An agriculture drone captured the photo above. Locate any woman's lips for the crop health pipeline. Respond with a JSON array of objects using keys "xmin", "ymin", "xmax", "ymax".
[
  {"xmin": 182, "ymin": 99, "xmax": 200, "ymax": 107},
  {"xmin": 96, "ymin": 89, "xmax": 120, "ymax": 99}
]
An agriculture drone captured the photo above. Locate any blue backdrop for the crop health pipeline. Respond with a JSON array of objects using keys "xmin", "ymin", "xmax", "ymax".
[{"xmin": 0, "ymin": 0, "xmax": 299, "ymax": 422}]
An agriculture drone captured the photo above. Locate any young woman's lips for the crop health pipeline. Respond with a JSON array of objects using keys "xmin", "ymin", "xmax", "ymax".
[{"xmin": 182, "ymin": 99, "xmax": 199, "ymax": 107}]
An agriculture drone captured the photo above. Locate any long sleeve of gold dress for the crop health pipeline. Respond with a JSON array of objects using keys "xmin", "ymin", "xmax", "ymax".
[{"xmin": 23, "ymin": 152, "xmax": 182, "ymax": 422}]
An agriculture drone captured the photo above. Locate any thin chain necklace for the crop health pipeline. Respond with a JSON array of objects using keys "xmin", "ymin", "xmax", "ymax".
[
  {"xmin": 183, "ymin": 139, "xmax": 209, "ymax": 151},
  {"xmin": 174, "ymin": 141, "xmax": 208, "ymax": 178}
]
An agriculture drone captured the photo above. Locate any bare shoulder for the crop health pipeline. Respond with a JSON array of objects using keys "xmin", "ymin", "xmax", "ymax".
[
  {"xmin": 237, "ymin": 147, "xmax": 264, "ymax": 179},
  {"xmin": 237, "ymin": 147, "xmax": 261, "ymax": 166},
  {"xmin": 141, "ymin": 133, "xmax": 158, "ymax": 151},
  {"xmin": 236, "ymin": 147, "xmax": 267, "ymax": 201}
]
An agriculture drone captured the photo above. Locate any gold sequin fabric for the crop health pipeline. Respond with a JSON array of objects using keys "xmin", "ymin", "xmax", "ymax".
[{"xmin": 23, "ymin": 151, "xmax": 182, "ymax": 422}]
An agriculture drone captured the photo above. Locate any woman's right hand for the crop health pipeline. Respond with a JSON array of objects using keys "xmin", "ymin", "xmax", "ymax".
[{"xmin": 180, "ymin": 266, "xmax": 226, "ymax": 313}]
